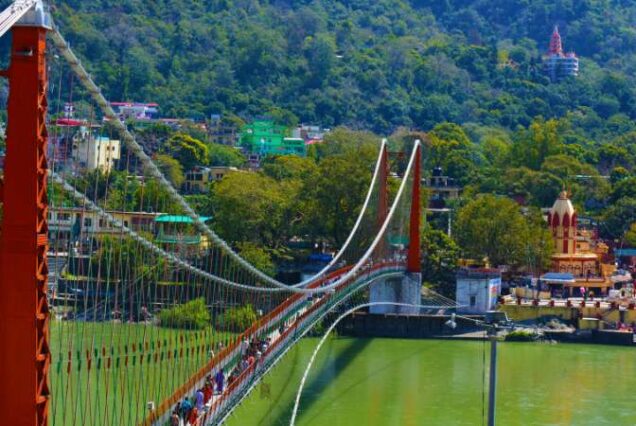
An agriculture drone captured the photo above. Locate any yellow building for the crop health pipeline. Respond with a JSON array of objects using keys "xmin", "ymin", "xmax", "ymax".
[
  {"xmin": 547, "ymin": 191, "xmax": 614, "ymax": 295},
  {"xmin": 48, "ymin": 207, "xmax": 161, "ymax": 249},
  {"xmin": 183, "ymin": 166, "xmax": 238, "ymax": 193}
]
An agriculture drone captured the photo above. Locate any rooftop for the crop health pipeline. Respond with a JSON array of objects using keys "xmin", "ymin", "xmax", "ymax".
[{"xmin": 155, "ymin": 215, "xmax": 212, "ymax": 223}]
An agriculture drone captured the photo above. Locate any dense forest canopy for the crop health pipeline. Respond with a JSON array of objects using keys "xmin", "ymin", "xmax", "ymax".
[
  {"xmin": 24, "ymin": 0, "xmax": 636, "ymax": 291},
  {"xmin": 51, "ymin": 0, "xmax": 636, "ymax": 136}
]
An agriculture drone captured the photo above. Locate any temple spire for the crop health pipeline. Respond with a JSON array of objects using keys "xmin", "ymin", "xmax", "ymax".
[{"xmin": 549, "ymin": 25, "xmax": 563, "ymax": 56}]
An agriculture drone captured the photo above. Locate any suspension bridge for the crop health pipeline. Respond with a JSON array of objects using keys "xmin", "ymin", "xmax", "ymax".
[{"xmin": 0, "ymin": 2, "xmax": 457, "ymax": 425}]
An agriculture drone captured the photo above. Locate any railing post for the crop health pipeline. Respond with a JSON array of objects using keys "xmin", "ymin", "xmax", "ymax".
[{"xmin": 0, "ymin": 11, "xmax": 51, "ymax": 426}]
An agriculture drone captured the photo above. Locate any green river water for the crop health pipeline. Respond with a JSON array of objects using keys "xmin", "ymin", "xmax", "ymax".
[{"xmin": 227, "ymin": 338, "xmax": 635, "ymax": 426}]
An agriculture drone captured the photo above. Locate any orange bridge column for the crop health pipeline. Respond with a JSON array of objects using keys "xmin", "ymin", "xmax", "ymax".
[{"xmin": 0, "ymin": 24, "xmax": 50, "ymax": 426}]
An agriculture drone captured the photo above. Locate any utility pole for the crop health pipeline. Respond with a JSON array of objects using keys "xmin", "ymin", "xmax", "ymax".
[
  {"xmin": 445, "ymin": 314, "xmax": 501, "ymax": 426},
  {"xmin": 487, "ymin": 327, "xmax": 498, "ymax": 426}
]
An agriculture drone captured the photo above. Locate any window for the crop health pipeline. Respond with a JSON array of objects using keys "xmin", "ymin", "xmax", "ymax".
[
  {"xmin": 123, "ymin": 221, "xmax": 129, "ymax": 228},
  {"xmin": 469, "ymin": 295, "xmax": 476, "ymax": 307},
  {"xmin": 58, "ymin": 213, "xmax": 71, "ymax": 221},
  {"xmin": 83, "ymin": 218, "xmax": 92, "ymax": 228}
]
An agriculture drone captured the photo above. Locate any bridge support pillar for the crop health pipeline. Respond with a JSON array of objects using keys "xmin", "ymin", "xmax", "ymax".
[
  {"xmin": 369, "ymin": 273, "xmax": 421, "ymax": 315},
  {"xmin": 0, "ymin": 9, "xmax": 51, "ymax": 426}
]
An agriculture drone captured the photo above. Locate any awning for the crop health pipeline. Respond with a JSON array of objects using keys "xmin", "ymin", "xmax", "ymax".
[
  {"xmin": 540, "ymin": 272, "xmax": 576, "ymax": 284},
  {"xmin": 155, "ymin": 215, "xmax": 212, "ymax": 224}
]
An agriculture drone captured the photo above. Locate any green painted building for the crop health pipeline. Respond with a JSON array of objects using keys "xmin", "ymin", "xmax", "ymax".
[{"xmin": 239, "ymin": 120, "xmax": 306, "ymax": 157}]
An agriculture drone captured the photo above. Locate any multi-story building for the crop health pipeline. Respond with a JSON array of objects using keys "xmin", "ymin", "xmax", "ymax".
[
  {"xmin": 292, "ymin": 124, "xmax": 329, "ymax": 144},
  {"xmin": 48, "ymin": 207, "xmax": 161, "ymax": 248},
  {"xmin": 71, "ymin": 126, "xmax": 121, "ymax": 173},
  {"xmin": 110, "ymin": 102, "xmax": 159, "ymax": 121},
  {"xmin": 543, "ymin": 26, "xmax": 579, "ymax": 82},
  {"xmin": 183, "ymin": 166, "xmax": 238, "ymax": 193},
  {"xmin": 208, "ymin": 115, "xmax": 238, "ymax": 146},
  {"xmin": 240, "ymin": 120, "xmax": 307, "ymax": 164},
  {"xmin": 423, "ymin": 167, "xmax": 461, "ymax": 209}
]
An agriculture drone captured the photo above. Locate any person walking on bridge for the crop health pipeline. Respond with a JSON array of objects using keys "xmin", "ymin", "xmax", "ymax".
[
  {"xmin": 195, "ymin": 388, "xmax": 204, "ymax": 411},
  {"xmin": 215, "ymin": 368, "xmax": 225, "ymax": 394},
  {"xmin": 240, "ymin": 337, "xmax": 249, "ymax": 356}
]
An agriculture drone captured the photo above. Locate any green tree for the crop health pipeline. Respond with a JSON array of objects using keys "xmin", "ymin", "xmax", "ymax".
[
  {"xmin": 510, "ymin": 118, "xmax": 563, "ymax": 170},
  {"xmin": 207, "ymin": 143, "xmax": 245, "ymax": 167},
  {"xmin": 154, "ymin": 153, "xmax": 184, "ymax": 187},
  {"xmin": 455, "ymin": 194, "xmax": 528, "ymax": 267},
  {"xmin": 420, "ymin": 228, "xmax": 460, "ymax": 297},
  {"xmin": 162, "ymin": 133, "xmax": 209, "ymax": 170},
  {"xmin": 610, "ymin": 166, "xmax": 630, "ymax": 185},
  {"xmin": 159, "ymin": 298, "xmax": 211, "ymax": 330},
  {"xmin": 236, "ymin": 241, "xmax": 276, "ymax": 277},
  {"xmin": 215, "ymin": 304, "xmax": 257, "ymax": 332},
  {"xmin": 520, "ymin": 208, "xmax": 554, "ymax": 274},
  {"xmin": 502, "ymin": 167, "xmax": 562, "ymax": 207},
  {"xmin": 211, "ymin": 171, "xmax": 290, "ymax": 248},
  {"xmin": 304, "ymin": 154, "xmax": 373, "ymax": 246},
  {"xmin": 601, "ymin": 197, "xmax": 636, "ymax": 240},
  {"xmin": 611, "ymin": 177, "xmax": 636, "ymax": 203},
  {"xmin": 624, "ymin": 223, "xmax": 636, "ymax": 247},
  {"xmin": 262, "ymin": 156, "xmax": 318, "ymax": 181}
]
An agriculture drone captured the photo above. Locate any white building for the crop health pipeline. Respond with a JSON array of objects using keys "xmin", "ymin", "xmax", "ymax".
[
  {"xmin": 456, "ymin": 269, "xmax": 501, "ymax": 314},
  {"xmin": 110, "ymin": 102, "xmax": 159, "ymax": 120},
  {"xmin": 71, "ymin": 127, "xmax": 121, "ymax": 173}
]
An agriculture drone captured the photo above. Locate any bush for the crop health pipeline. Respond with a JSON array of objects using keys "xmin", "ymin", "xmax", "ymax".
[
  {"xmin": 505, "ymin": 329, "xmax": 539, "ymax": 342},
  {"xmin": 158, "ymin": 298, "xmax": 210, "ymax": 330},
  {"xmin": 215, "ymin": 304, "xmax": 257, "ymax": 331}
]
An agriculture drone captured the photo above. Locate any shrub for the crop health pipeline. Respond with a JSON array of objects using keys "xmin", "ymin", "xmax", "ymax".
[
  {"xmin": 215, "ymin": 304, "xmax": 257, "ymax": 331},
  {"xmin": 158, "ymin": 298, "xmax": 210, "ymax": 330},
  {"xmin": 505, "ymin": 329, "xmax": 539, "ymax": 342}
]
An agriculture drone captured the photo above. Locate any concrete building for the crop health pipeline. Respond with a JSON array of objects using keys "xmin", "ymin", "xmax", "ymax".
[
  {"xmin": 110, "ymin": 102, "xmax": 159, "ymax": 121},
  {"xmin": 543, "ymin": 26, "xmax": 579, "ymax": 82},
  {"xmin": 292, "ymin": 124, "xmax": 329, "ymax": 143},
  {"xmin": 240, "ymin": 120, "xmax": 307, "ymax": 159},
  {"xmin": 71, "ymin": 126, "xmax": 120, "ymax": 173},
  {"xmin": 208, "ymin": 115, "xmax": 238, "ymax": 146},
  {"xmin": 456, "ymin": 268, "xmax": 501, "ymax": 314},
  {"xmin": 183, "ymin": 166, "xmax": 238, "ymax": 193},
  {"xmin": 48, "ymin": 207, "xmax": 161, "ymax": 248},
  {"xmin": 423, "ymin": 167, "xmax": 461, "ymax": 209}
]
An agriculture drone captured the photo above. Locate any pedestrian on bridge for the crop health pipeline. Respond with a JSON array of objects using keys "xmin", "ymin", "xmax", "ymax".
[
  {"xmin": 240, "ymin": 337, "xmax": 249, "ymax": 356},
  {"xmin": 180, "ymin": 398, "xmax": 193, "ymax": 422},
  {"xmin": 187, "ymin": 406, "xmax": 198, "ymax": 426},
  {"xmin": 215, "ymin": 368, "xmax": 225, "ymax": 393},
  {"xmin": 195, "ymin": 388, "xmax": 204, "ymax": 411}
]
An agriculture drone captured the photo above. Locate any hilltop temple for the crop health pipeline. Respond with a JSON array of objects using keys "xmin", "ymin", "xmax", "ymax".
[
  {"xmin": 546, "ymin": 191, "xmax": 612, "ymax": 295},
  {"xmin": 543, "ymin": 26, "xmax": 579, "ymax": 82}
]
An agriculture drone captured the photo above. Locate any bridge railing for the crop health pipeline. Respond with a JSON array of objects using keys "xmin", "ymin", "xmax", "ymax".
[
  {"xmin": 146, "ymin": 265, "xmax": 353, "ymax": 424},
  {"xmin": 195, "ymin": 262, "xmax": 405, "ymax": 426}
]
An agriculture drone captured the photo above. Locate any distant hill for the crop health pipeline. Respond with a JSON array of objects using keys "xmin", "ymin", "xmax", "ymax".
[{"xmin": 52, "ymin": 0, "xmax": 636, "ymax": 135}]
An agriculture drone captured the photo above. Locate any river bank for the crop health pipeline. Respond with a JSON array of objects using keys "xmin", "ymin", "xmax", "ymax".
[{"xmin": 335, "ymin": 312, "xmax": 636, "ymax": 346}]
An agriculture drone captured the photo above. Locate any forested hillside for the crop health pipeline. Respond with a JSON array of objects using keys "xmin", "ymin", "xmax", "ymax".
[
  {"xmin": 53, "ymin": 0, "xmax": 636, "ymax": 136},
  {"xmin": 36, "ymin": 0, "xmax": 636, "ymax": 291}
]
